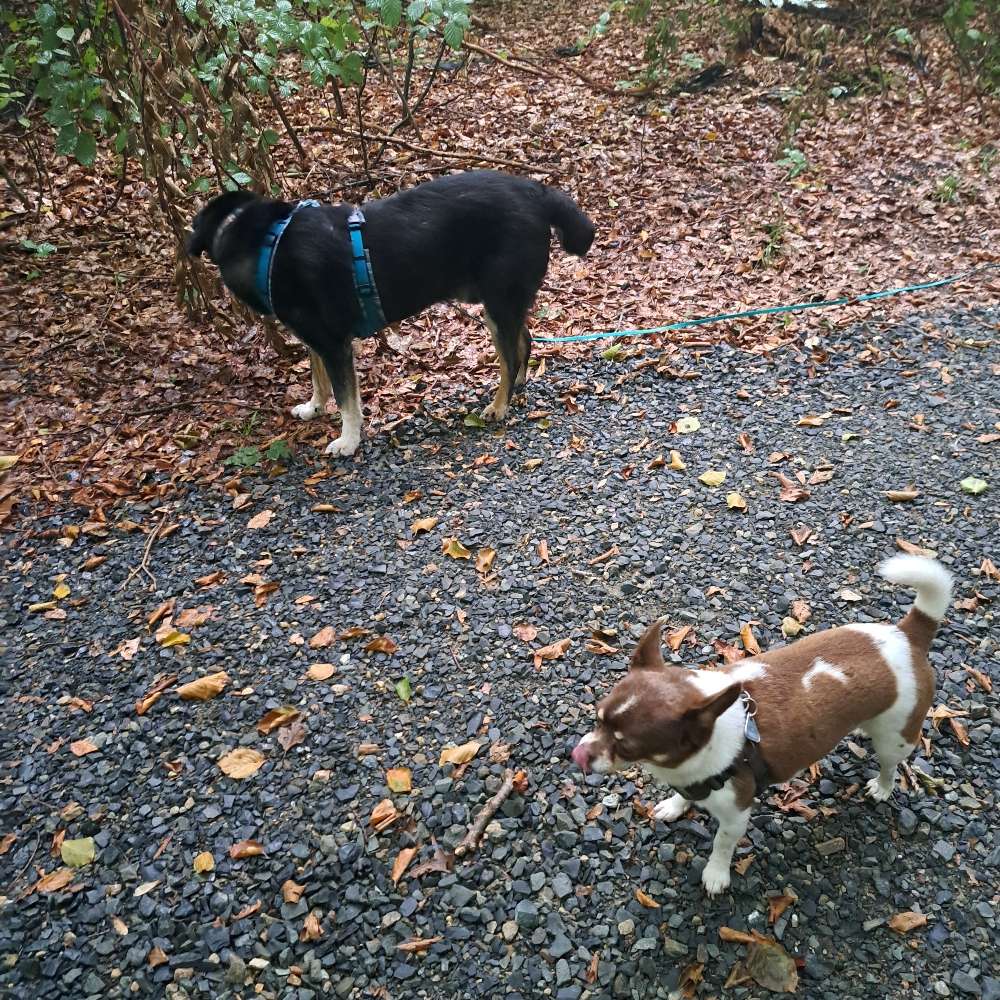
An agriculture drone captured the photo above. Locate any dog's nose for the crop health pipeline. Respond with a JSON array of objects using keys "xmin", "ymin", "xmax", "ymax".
[{"xmin": 570, "ymin": 743, "xmax": 591, "ymax": 772}]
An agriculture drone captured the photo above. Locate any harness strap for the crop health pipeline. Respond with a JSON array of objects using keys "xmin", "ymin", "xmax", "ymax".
[
  {"xmin": 254, "ymin": 199, "xmax": 321, "ymax": 315},
  {"xmin": 673, "ymin": 740, "xmax": 771, "ymax": 802},
  {"xmin": 346, "ymin": 208, "xmax": 388, "ymax": 338}
]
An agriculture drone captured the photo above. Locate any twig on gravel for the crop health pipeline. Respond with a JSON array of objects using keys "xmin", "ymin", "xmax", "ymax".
[
  {"xmin": 455, "ymin": 769, "xmax": 517, "ymax": 858},
  {"xmin": 122, "ymin": 512, "xmax": 167, "ymax": 591}
]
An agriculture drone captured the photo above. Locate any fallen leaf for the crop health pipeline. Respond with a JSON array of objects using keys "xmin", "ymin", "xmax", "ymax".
[
  {"xmin": 147, "ymin": 598, "xmax": 175, "ymax": 627},
  {"xmin": 888, "ymin": 911, "xmax": 928, "ymax": 934},
  {"xmin": 666, "ymin": 625, "xmax": 692, "ymax": 651},
  {"xmin": 113, "ymin": 637, "xmax": 141, "ymax": 661},
  {"xmin": 797, "ymin": 413, "xmax": 827, "ymax": 427},
  {"xmin": 0, "ymin": 833, "xmax": 15, "ymax": 855},
  {"xmin": 306, "ymin": 662, "xmax": 335, "ymax": 681},
  {"xmin": 678, "ymin": 962, "xmax": 704, "ymax": 998},
  {"xmin": 194, "ymin": 570, "xmax": 225, "ymax": 588},
  {"xmin": 790, "ymin": 525, "xmax": 814, "ymax": 546},
  {"xmin": 218, "ymin": 748, "xmax": 265, "ymax": 779},
  {"xmin": 980, "ymin": 558, "xmax": 999, "ymax": 581},
  {"xmin": 229, "ymin": 839, "xmax": 265, "ymax": 860},
  {"xmin": 768, "ymin": 893, "xmax": 796, "ymax": 924},
  {"xmin": 157, "ymin": 629, "xmax": 190, "ymax": 649},
  {"xmin": 773, "ymin": 472, "xmax": 810, "ymax": 502},
  {"xmin": 193, "ymin": 851, "xmax": 215, "ymax": 873},
  {"xmin": 489, "ymin": 741, "xmax": 511, "ymax": 763},
  {"xmin": 386, "ymin": 768, "xmax": 412, "ymax": 793},
  {"xmin": 282, "ymin": 879, "xmax": 305, "ymax": 903},
  {"xmin": 309, "ymin": 626, "xmax": 336, "ymax": 649},
  {"xmin": 838, "ymin": 588, "xmax": 864, "ymax": 602},
  {"xmin": 391, "ymin": 847, "xmax": 418, "ymax": 885},
  {"xmin": 896, "ymin": 538, "xmax": 936, "ymax": 558},
  {"xmin": 586, "ymin": 951, "xmax": 600, "ymax": 984},
  {"xmin": 397, "ymin": 937, "xmax": 443, "ymax": 954},
  {"xmin": 365, "ymin": 635, "xmax": 398, "ymax": 655},
  {"xmin": 698, "ymin": 469, "xmax": 726, "ymax": 487},
  {"xmin": 713, "ymin": 639, "xmax": 746, "ymax": 664},
  {"xmin": 36, "ymin": 868, "xmax": 75, "ymax": 893},
  {"xmin": 370, "ymin": 798, "xmax": 400, "ymax": 830},
  {"xmin": 532, "ymin": 637, "xmax": 572, "ymax": 669},
  {"xmin": 177, "ymin": 671, "xmax": 230, "ymax": 701},
  {"xmin": 133, "ymin": 879, "xmax": 160, "ymax": 897},
  {"xmin": 947, "ymin": 717, "xmax": 970, "ymax": 747},
  {"xmin": 300, "ymin": 910, "xmax": 325, "ymax": 941},
  {"xmin": 175, "ymin": 605, "xmax": 214, "ymax": 629},
  {"xmin": 737, "ymin": 432, "xmax": 754, "ymax": 453},
  {"xmin": 726, "ymin": 491, "xmax": 747, "ymax": 510},
  {"xmin": 247, "ymin": 509, "xmax": 274, "ymax": 529},
  {"xmin": 586, "ymin": 637, "xmax": 618, "ymax": 655},
  {"xmin": 60, "ymin": 837, "xmax": 95, "ymax": 868},
  {"xmin": 148, "ymin": 947, "xmax": 168, "ymax": 968},
  {"xmin": 442, "ymin": 537, "xmax": 472, "ymax": 559},
  {"xmin": 675, "ymin": 416, "xmax": 701, "ymax": 433},
  {"xmin": 81, "ymin": 555, "xmax": 107, "ymax": 570},
  {"xmin": 257, "ymin": 706, "xmax": 301, "ymax": 734},
  {"xmin": 439, "ymin": 741, "xmax": 481, "ymax": 767},
  {"xmin": 745, "ymin": 935, "xmax": 799, "ymax": 993},
  {"xmin": 0, "ymin": 454, "xmax": 19, "ymax": 470},
  {"xmin": 960, "ymin": 476, "xmax": 988, "ymax": 495},
  {"xmin": 667, "ymin": 449, "xmax": 686, "ymax": 470},
  {"xmin": 411, "ymin": 516, "xmax": 438, "ymax": 535},
  {"xmin": 733, "ymin": 854, "xmax": 755, "ymax": 876},
  {"xmin": 808, "ymin": 468, "xmax": 834, "ymax": 485},
  {"xmin": 476, "ymin": 546, "xmax": 496, "ymax": 574},
  {"xmin": 395, "ymin": 677, "xmax": 413, "ymax": 702},
  {"xmin": 885, "ymin": 488, "xmax": 920, "ymax": 502},
  {"xmin": 340, "ymin": 625, "xmax": 370, "ymax": 639},
  {"xmin": 69, "ymin": 739, "xmax": 98, "ymax": 757},
  {"xmin": 408, "ymin": 839, "xmax": 454, "ymax": 878},
  {"xmin": 513, "ymin": 624, "xmax": 538, "ymax": 642},
  {"xmin": 512, "ymin": 770, "xmax": 529, "ymax": 794},
  {"xmin": 635, "ymin": 888, "xmax": 660, "ymax": 908},
  {"xmin": 740, "ymin": 623, "xmax": 762, "ymax": 655},
  {"xmin": 233, "ymin": 900, "xmax": 262, "ymax": 920},
  {"xmin": 111, "ymin": 916, "xmax": 129, "ymax": 935},
  {"xmin": 781, "ymin": 617, "xmax": 803, "ymax": 638},
  {"xmin": 53, "ymin": 582, "xmax": 71, "ymax": 600},
  {"xmin": 277, "ymin": 719, "xmax": 307, "ymax": 751}
]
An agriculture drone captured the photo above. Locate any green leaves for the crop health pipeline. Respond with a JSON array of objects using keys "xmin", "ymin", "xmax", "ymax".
[
  {"xmin": 960, "ymin": 476, "xmax": 988, "ymax": 495},
  {"xmin": 395, "ymin": 677, "xmax": 413, "ymax": 703},
  {"xmin": 61, "ymin": 837, "xmax": 96, "ymax": 868},
  {"xmin": 381, "ymin": 0, "xmax": 403, "ymax": 29}
]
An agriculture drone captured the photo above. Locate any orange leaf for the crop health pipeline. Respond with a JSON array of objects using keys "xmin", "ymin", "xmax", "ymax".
[
  {"xmin": 0, "ymin": 833, "xmax": 15, "ymax": 856},
  {"xmin": 147, "ymin": 598, "xmax": 175, "ymax": 627},
  {"xmin": 895, "ymin": 537, "xmax": 936, "ymax": 558},
  {"xmin": 666, "ymin": 625, "xmax": 692, "ymax": 651},
  {"xmin": 476, "ymin": 546, "xmax": 497, "ymax": 575},
  {"xmin": 177, "ymin": 671, "xmax": 230, "ymax": 701},
  {"xmin": 386, "ymin": 768, "xmax": 412, "ymax": 793},
  {"xmin": 439, "ymin": 741, "xmax": 481, "ymax": 767},
  {"xmin": 888, "ymin": 911, "xmax": 928, "ymax": 934},
  {"xmin": 370, "ymin": 799, "xmax": 399, "ymax": 831},
  {"xmin": 247, "ymin": 509, "xmax": 274, "ymax": 530},
  {"xmin": 300, "ymin": 912, "xmax": 324, "ymax": 942},
  {"xmin": 364, "ymin": 635, "xmax": 398, "ymax": 655},
  {"xmin": 512, "ymin": 771, "xmax": 529, "ymax": 794},
  {"xmin": 411, "ymin": 516, "xmax": 438, "ymax": 535},
  {"xmin": 257, "ymin": 706, "xmax": 301, "ymax": 734},
  {"xmin": 175, "ymin": 605, "xmax": 214, "ymax": 629},
  {"xmin": 69, "ymin": 739, "xmax": 98, "ymax": 757},
  {"xmin": 947, "ymin": 717, "xmax": 970, "ymax": 746},
  {"xmin": 148, "ymin": 946, "xmax": 169, "ymax": 968},
  {"xmin": 740, "ymin": 623, "xmax": 761, "ymax": 656},
  {"xmin": 282, "ymin": 879, "xmax": 305, "ymax": 903},
  {"xmin": 719, "ymin": 926, "xmax": 756, "ymax": 944},
  {"xmin": 391, "ymin": 847, "xmax": 418, "ymax": 885},
  {"xmin": 397, "ymin": 937, "xmax": 443, "ymax": 954},
  {"xmin": 194, "ymin": 570, "xmax": 225, "ymax": 588},
  {"xmin": 532, "ymin": 637, "xmax": 571, "ymax": 669},
  {"xmin": 309, "ymin": 626, "xmax": 336, "ymax": 649},
  {"xmin": 229, "ymin": 839, "xmax": 266, "ymax": 860},
  {"xmin": 768, "ymin": 893, "xmax": 796, "ymax": 924},
  {"xmin": 35, "ymin": 868, "xmax": 74, "ymax": 893},
  {"xmin": 635, "ymin": 888, "xmax": 660, "ymax": 909},
  {"xmin": 306, "ymin": 663, "xmax": 335, "ymax": 681},
  {"xmin": 218, "ymin": 748, "xmax": 265, "ymax": 779}
]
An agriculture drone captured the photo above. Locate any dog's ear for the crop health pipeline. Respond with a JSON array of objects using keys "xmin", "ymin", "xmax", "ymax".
[
  {"xmin": 186, "ymin": 190, "xmax": 256, "ymax": 257},
  {"xmin": 684, "ymin": 683, "xmax": 742, "ymax": 728},
  {"xmin": 630, "ymin": 620, "xmax": 664, "ymax": 670}
]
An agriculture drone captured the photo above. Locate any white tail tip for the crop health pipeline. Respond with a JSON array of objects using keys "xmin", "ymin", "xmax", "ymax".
[{"xmin": 879, "ymin": 554, "xmax": 953, "ymax": 621}]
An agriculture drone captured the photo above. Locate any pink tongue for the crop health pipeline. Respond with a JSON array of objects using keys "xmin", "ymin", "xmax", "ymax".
[{"xmin": 570, "ymin": 744, "xmax": 590, "ymax": 770}]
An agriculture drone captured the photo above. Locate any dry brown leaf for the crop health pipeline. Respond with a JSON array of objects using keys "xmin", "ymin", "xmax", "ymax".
[
  {"xmin": 35, "ymin": 868, "xmax": 75, "ymax": 894},
  {"xmin": 111, "ymin": 916, "xmax": 129, "ymax": 935},
  {"xmin": 218, "ymin": 748, "xmax": 265, "ymax": 779},
  {"xmin": 532, "ymin": 637, "xmax": 571, "ymax": 669},
  {"xmin": 177, "ymin": 671, "xmax": 230, "ymax": 701},
  {"xmin": 257, "ymin": 706, "xmax": 301, "ymax": 734},
  {"xmin": 397, "ymin": 937, "xmax": 443, "ymax": 954},
  {"xmin": 194, "ymin": 570, "xmax": 225, "ymax": 588},
  {"xmin": 364, "ymin": 635, "xmax": 398, "ymax": 655},
  {"xmin": 387, "ymin": 767, "xmax": 413, "ymax": 793},
  {"xmin": 733, "ymin": 854, "xmax": 755, "ymax": 876},
  {"xmin": 113, "ymin": 637, "xmax": 141, "ymax": 661},
  {"xmin": 439, "ymin": 741, "xmax": 481, "ymax": 767},
  {"xmin": 300, "ymin": 912, "xmax": 324, "ymax": 942},
  {"xmin": 309, "ymin": 625, "xmax": 336, "ymax": 649},
  {"xmin": 229, "ymin": 839, "xmax": 266, "ymax": 860},
  {"xmin": 233, "ymin": 900, "xmax": 262, "ymax": 920},
  {"xmin": 276, "ymin": 719, "xmax": 307, "ymax": 751},
  {"xmin": 737, "ymin": 431, "xmax": 754, "ymax": 453},
  {"xmin": 441, "ymin": 537, "xmax": 472, "ymax": 559},
  {"xmin": 888, "ymin": 911, "xmax": 928, "ymax": 934},
  {"xmin": 713, "ymin": 639, "xmax": 746, "ymax": 664},
  {"xmin": 948, "ymin": 716, "xmax": 970, "ymax": 746},
  {"xmin": 790, "ymin": 525, "xmax": 815, "ymax": 546},
  {"xmin": 808, "ymin": 468, "xmax": 834, "ymax": 485},
  {"xmin": 773, "ymin": 472, "xmax": 810, "ymax": 502},
  {"xmin": 719, "ymin": 926, "xmax": 756, "ymax": 944},
  {"xmin": 82, "ymin": 555, "xmax": 107, "ymax": 570},
  {"xmin": 797, "ymin": 413, "xmax": 827, "ymax": 427},
  {"xmin": 175, "ymin": 605, "xmax": 214, "ymax": 629},
  {"xmin": 391, "ymin": 847, "xmax": 418, "ymax": 885},
  {"xmin": 740, "ymin": 623, "xmax": 761, "ymax": 656},
  {"xmin": 512, "ymin": 771, "xmax": 529, "ymax": 794},
  {"xmin": 586, "ymin": 951, "xmax": 600, "ymax": 984},
  {"xmin": 282, "ymin": 879, "xmax": 305, "ymax": 903},
  {"xmin": 895, "ymin": 537, "xmax": 936, "ymax": 557},
  {"xmin": 306, "ymin": 662, "xmax": 335, "ymax": 681},
  {"xmin": 980, "ymin": 558, "xmax": 999, "ymax": 581},
  {"xmin": 634, "ymin": 888, "xmax": 660, "ymax": 909},
  {"xmin": 790, "ymin": 599, "xmax": 812, "ymax": 623},
  {"xmin": 370, "ymin": 798, "xmax": 399, "ymax": 831},
  {"xmin": 745, "ymin": 935, "xmax": 799, "ymax": 993},
  {"xmin": 666, "ymin": 625, "xmax": 692, "ymax": 651},
  {"xmin": 247, "ymin": 509, "xmax": 274, "ymax": 530},
  {"xmin": 193, "ymin": 851, "xmax": 215, "ymax": 873},
  {"xmin": 768, "ymin": 893, "xmax": 796, "ymax": 924},
  {"xmin": 513, "ymin": 624, "xmax": 538, "ymax": 642},
  {"xmin": 885, "ymin": 488, "xmax": 920, "ymax": 502},
  {"xmin": 148, "ymin": 946, "xmax": 168, "ymax": 968},
  {"xmin": 411, "ymin": 516, "xmax": 438, "ymax": 535},
  {"xmin": 147, "ymin": 598, "xmax": 175, "ymax": 627},
  {"xmin": 476, "ymin": 546, "xmax": 496, "ymax": 575},
  {"xmin": 0, "ymin": 833, "xmax": 15, "ymax": 856},
  {"xmin": 489, "ymin": 741, "xmax": 511, "ymax": 764},
  {"xmin": 69, "ymin": 739, "xmax": 98, "ymax": 757}
]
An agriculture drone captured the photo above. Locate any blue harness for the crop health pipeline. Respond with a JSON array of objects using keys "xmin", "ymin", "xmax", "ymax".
[{"xmin": 253, "ymin": 199, "xmax": 387, "ymax": 338}]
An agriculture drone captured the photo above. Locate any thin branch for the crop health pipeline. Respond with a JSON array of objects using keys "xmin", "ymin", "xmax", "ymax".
[{"xmin": 454, "ymin": 769, "xmax": 517, "ymax": 858}]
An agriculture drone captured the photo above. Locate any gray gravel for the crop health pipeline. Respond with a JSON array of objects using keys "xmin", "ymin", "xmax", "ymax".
[{"xmin": 1, "ymin": 308, "xmax": 998, "ymax": 999}]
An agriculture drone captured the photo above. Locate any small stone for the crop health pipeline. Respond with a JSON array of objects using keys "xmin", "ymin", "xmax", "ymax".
[
  {"xmin": 933, "ymin": 840, "xmax": 956, "ymax": 862},
  {"xmin": 662, "ymin": 937, "xmax": 688, "ymax": 958},
  {"xmin": 225, "ymin": 955, "xmax": 246, "ymax": 985},
  {"xmin": 514, "ymin": 900, "xmax": 540, "ymax": 930},
  {"xmin": 816, "ymin": 837, "xmax": 846, "ymax": 856},
  {"xmin": 897, "ymin": 808, "xmax": 918, "ymax": 835},
  {"xmin": 502, "ymin": 921, "xmax": 518, "ymax": 942},
  {"xmin": 549, "ymin": 934, "xmax": 573, "ymax": 959},
  {"xmin": 617, "ymin": 919, "xmax": 635, "ymax": 936},
  {"xmin": 952, "ymin": 971, "xmax": 981, "ymax": 996},
  {"xmin": 551, "ymin": 873, "xmax": 573, "ymax": 899}
]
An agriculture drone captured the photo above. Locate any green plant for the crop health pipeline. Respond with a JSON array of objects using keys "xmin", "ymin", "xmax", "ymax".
[
  {"xmin": 760, "ymin": 217, "xmax": 786, "ymax": 268},
  {"xmin": 935, "ymin": 174, "xmax": 960, "ymax": 202},
  {"xmin": 19, "ymin": 238, "xmax": 58, "ymax": 257},
  {"xmin": 265, "ymin": 439, "xmax": 293, "ymax": 461},
  {"xmin": 225, "ymin": 445, "xmax": 262, "ymax": 468},
  {"xmin": 777, "ymin": 146, "xmax": 809, "ymax": 178}
]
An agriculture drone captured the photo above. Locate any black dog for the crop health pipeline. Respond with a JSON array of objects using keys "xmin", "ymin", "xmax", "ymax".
[{"xmin": 187, "ymin": 171, "xmax": 595, "ymax": 456}]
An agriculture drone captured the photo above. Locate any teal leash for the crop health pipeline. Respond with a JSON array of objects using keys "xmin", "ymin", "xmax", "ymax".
[{"xmin": 532, "ymin": 264, "xmax": 999, "ymax": 344}]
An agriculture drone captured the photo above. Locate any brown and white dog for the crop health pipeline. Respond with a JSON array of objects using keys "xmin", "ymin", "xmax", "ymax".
[{"xmin": 571, "ymin": 555, "xmax": 952, "ymax": 894}]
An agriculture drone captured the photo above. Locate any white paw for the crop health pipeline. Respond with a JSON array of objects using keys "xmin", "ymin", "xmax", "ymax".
[
  {"xmin": 292, "ymin": 400, "xmax": 323, "ymax": 421},
  {"xmin": 324, "ymin": 435, "xmax": 360, "ymax": 458},
  {"xmin": 653, "ymin": 795, "xmax": 689, "ymax": 824},
  {"xmin": 481, "ymin": 400, "xmax": 508, "ymax": 423},
  {"xmin": 701, "ymin": 860, "xmax": 732, "ymax": 896},
  {"xmin": 866, "ymin": 776, "xmax": 894, "ymax": 802}
]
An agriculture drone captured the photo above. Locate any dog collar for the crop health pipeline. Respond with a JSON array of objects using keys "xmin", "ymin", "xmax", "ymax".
[
  {"xmin": 253, "ymin": 199, "xmax": 321, "ymax": 315},
  {"xmin": 346, "ymin": 208, "xmax": 388, "ymax": 338}
]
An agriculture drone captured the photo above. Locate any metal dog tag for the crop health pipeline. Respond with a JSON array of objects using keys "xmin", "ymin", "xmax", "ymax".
[{"xmin": 744, "ymin": 713, "xmax": 761, "ymax": 744}]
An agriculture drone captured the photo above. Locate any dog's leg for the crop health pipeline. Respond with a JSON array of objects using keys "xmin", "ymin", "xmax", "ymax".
[
  {"xmin": 481, "ymin": 311, "xmax": 520, "ymax": 423},
  {"xmin": 864, "ymin": 725, "xmax": 914, "ymax": 802},
  {"xmin": 653, "ymin": 793, "xmax": 690, "ymax": 823},
  {"xmin": 701, "ymin": 785, "xmax": 751, "ymax": 895},
  {"xmin": 292, "ymin": 349, "xmax": 332, "ymax": 421},
  {"xmin": 514, "ymin": 326, "xmax": 532, "ymax": 388},
  {"xmin": 322, "ymin": 341, "xmax": 363, "ymax": 458}
]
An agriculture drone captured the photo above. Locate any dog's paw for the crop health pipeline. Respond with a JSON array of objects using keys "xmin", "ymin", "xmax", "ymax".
[
  {"xmin": 292, "ymin": 400, "xmax": 323, "ymax": 421},
  {"xmin": 701, "ymin": 860, "xmax": 732, "ymax": 896},
  {"xmin": 481, "ymin": 400, "xmax": 508, "ymax": 423},
  {"xmin": 866, "ymin": 776, "xmax": 894, "ymax": 802},
  {"xmin": 653, "ymin": 794, "xmax": 689, "ymax": 824},
  {"xmin": 325, "ymin": 435, "xmax": 360, "ymax": 458}
]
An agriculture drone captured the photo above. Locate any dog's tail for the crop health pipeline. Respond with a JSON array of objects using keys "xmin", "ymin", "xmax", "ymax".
[
  {"xmin": 879, "ymin": 554, "xmax": 953, "ymax": 623},
  {"xmin": 545, "ymin": 187, "xmax": 595, "ymax": 256}
]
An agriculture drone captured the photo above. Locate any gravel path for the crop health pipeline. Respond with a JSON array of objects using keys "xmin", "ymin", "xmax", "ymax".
[{"xmin": 2, "ymin": 309, "xmax": 998, "ymax": 1000}]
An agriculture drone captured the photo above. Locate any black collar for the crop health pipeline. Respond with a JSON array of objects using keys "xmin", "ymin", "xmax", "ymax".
[{"xmin": 672, "ymin": 739, "xmax": 771, "ymax": 801}]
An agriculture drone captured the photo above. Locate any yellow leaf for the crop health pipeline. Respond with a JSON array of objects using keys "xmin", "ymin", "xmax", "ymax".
[
  {"xmin": 218, "ymin": 748, "xmax": 265, "ymax": 779},
  {"xmin": 698, "ymin": 470, "xmax": 726, "ymax": 487},
  {"xmin": 61, "ymin": 837, "xmax": 95, "ymax": 868},
  {"xmin": 29, "ymin": 601, "xmax": 57, "ymax": 612},
  {"xmin": 411, "ymin": 516, "xmax": 439, "ymax": 535},
  {"xmin": 306, "ymin": 663, "xmax": 336, "ymax": 681},
  {"xmin": 740, "ymin": 623, "xmax": 762, "ymax": 656},
  {"xmin": 667, "ymin": 450, "xmax": 686, "ymax": 470},
  {"xmin": 247, "ymin": 509, "xmax": 274, "ymax": 530},
  {"xmin": 193, "ymin": 851, "xmax": 215, "ymax": 873},
  {"xmin": 386, "ymin": 767, "xmax": 412, "ymax": 793},
  {"xmin": 53, "ymin": 582, "xmax": 71, "ymax": 600},
  {"xmin": 675, "ymin": 417, "xmax": 701, "ymax": 434},
  {"xmin": 257, "ymin": 706, "xmax": 301, "ymax": 734},
  {"xmin": 635, "ymin": 888, "xmax": 660, "ymax": 908},
  {"xmin": 781, "ymin": 617, "xmax": 803, "ymax": 638},
  {"xmin": 282, "ymin": 879, "xmax": 305, "ymax": 903},
  {"xmin": 177, "ymin": 671, "xmax": 230, "ymax": 701},
  {"xmin": 726, "ymin": 491, "xmax": 747, "ymax": 510},
  {"xmin": 158, "ymin": 629, "xmax": 191, "ymax": 649},
  {"xmin": 476, "ymin": 547, "xmax": 496, "ymax": 574},
  {"xmin": 442, "ymin": 537, "xmax": 472, "ymax": 559},
  {"xmin": 0, "ymin": 454, "xmax": 19, "ymax": 471},
  {"xmin": 439, "ymin": 741, "xmax": 481, "ymax": 767}
]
